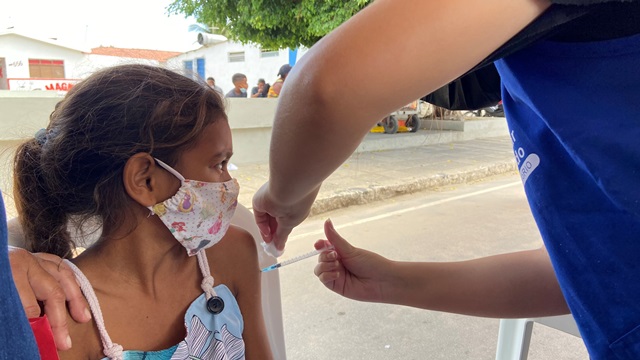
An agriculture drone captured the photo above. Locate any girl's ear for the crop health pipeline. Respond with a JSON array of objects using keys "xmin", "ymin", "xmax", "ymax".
[{"xmin": 123, "ymin": 154, "xmax": 175, "ymax": 207}]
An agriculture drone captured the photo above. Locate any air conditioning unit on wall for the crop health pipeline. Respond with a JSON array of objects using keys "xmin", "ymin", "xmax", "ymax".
[{"xmin": 197, "ymin": 33, "xmax": 227, "ymax": 46}]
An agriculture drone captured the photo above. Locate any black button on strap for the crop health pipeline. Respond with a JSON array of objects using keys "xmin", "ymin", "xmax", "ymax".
[{"xmin": 206, "ymin": 296, "xmax": 225, "ymax": 314}]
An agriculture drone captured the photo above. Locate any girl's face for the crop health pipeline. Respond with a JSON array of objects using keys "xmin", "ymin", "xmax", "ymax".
[{"xmin": 174, "ymin": 117, "xmax": 233, "ymax": 183}]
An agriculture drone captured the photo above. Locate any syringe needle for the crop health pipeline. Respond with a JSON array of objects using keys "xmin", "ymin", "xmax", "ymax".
[{"xmin": 261, "ymin": 246, "xmax": 335, "ymax": 273}]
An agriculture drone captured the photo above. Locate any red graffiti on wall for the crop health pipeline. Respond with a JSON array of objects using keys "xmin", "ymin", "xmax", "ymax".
[
  {"xmin": 45, "ymin": 82, "xmax": 74, "ymax": 91},
  {"xmin": 8, "ymin": 78, "xmax": 80, "ymax": 92}
]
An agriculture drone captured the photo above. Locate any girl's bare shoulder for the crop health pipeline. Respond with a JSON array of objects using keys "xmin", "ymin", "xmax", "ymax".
[
  {"xmin": 209, "ymin": 225, "xmax": 258, "ymax": 262},
  {"xmin": 205, "ymin": 225, "xmax": 260, "ymax": 292}
]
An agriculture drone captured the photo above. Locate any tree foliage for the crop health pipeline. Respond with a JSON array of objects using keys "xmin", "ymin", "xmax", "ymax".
[{"xmin": 168, "ymin": 0, "xmax": 372, "ymax": 49}]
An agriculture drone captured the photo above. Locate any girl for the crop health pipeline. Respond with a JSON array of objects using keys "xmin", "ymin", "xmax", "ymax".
[{"xmin": 13, "ymin": 64, "xmax": 272, "ymax": 359}]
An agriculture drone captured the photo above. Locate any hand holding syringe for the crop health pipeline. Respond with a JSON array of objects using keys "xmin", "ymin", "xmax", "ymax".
[{"xmin": 261, "ymin": 246, "xmax": 335, "ymax": 273}]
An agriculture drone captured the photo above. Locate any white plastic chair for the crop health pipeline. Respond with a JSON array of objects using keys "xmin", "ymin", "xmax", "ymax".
[
  {"xmin": 495, "ymin": 314, "xmax": 580, "ymax": 360},
  {"xmin": 232, "ymin": 204, "xmax": 287, "ymax": 359}
]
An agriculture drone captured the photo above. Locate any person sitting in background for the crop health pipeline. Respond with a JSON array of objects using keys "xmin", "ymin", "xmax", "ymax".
[
  {"xmin": 251, "ymin": 78, "xmax": 269, "ymax": 98},
  {"xmin": 206, "ymin": 77, "xmax": 223, "ymax": 95},
  {"xmin": 11, "ymin": 64, "xmax": 272, "ymax": 359},
  {"xmin": 267, "ymin": 64, "xmax": 291, "ymax": 98},
  {"xmin": 225, "ymin": 73, "xmax": 249, "ymax": 98}
]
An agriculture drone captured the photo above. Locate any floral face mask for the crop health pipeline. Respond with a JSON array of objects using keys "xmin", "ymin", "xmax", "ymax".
[{"xmin": 148, "ymin": 159, "xmax": 239, "ymax": 256}]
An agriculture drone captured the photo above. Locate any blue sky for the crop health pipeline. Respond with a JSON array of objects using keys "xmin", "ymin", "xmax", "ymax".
[{"xmin": 2, "ymin": 0, "xmax": 200, "ymax": 52}]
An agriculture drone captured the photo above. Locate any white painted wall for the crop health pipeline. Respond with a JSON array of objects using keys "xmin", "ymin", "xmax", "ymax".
[
  {"xmin": 0, "ymin": 33, "xmax": 169, "ymax": 89},
  {"xmin": 0, "ymin": 34, "xmax": 86, "ymax": 85}
]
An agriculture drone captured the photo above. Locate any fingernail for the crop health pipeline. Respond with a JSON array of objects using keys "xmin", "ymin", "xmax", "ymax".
[
  {"xmin": 327, "ymin": 218, "xmax": 334, "ymax": 230},
  {"xmin": 84, "ymin": 307, "xmax": 92, "ymax": 320},
  {"xmin": 328, "ymin": 251, "xmax": 337, "ymax": 260},
  {"xmin": 66, "ymin": 335, "xmax": 72, "ymax": 348}
]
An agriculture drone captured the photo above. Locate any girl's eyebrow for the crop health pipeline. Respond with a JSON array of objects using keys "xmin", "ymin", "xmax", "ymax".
[{"xmin": 211, "ymin": 150, "xmax": 234, "ymax": 160}]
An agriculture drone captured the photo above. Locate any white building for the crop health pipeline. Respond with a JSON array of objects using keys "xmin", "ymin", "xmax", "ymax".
[
  {"xmin": 0, "ymin": 30, "xmax": 88, "ymax": 91},
  {"xmin": 1, "ymin": 29, "xmax": 308, "ymax": 95},
  {"xmin": 0, "ymin": 30, "xmax": 180, "ymax": 91},
  {"xmin": 167, "ymin": 33, "xmax": 308, "ymax": 95}
]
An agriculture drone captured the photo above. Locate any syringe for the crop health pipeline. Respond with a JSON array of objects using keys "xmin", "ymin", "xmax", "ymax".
[{"xmin": 261, "ymin": 246, "xmax": 335, "ymax": 273}]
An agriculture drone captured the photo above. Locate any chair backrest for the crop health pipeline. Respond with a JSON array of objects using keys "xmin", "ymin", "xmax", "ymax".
[
  {"xmin": 231, "ymin": 204, "xmax": 287, "ymax": 359},
  {"xmin": 495, "ymin": 314, "xmax": 580, "ymax": 360}
]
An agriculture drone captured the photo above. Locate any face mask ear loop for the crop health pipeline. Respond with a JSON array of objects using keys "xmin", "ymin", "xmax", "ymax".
[
  {"xmin": 154, "ymin": 158, "xmax": 186, "ymax": 181},
  {"xmin": 147, "ymin": 158, "xmax": 186, "ymax": 216}
]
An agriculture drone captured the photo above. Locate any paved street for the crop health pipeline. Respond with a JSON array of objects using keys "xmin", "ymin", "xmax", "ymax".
[
  {"xmin": 277, "ymin": 174, "xmax": 589, "ymax": 360},
  {"xmin": 232, "ymin": 134, "xmax": 517, "ymax": 216}
]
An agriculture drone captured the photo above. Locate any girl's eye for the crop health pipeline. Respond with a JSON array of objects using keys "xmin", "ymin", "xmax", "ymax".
[{"xmin": 215, "ymin": 161, "xmax": 228, "ymax": 171}]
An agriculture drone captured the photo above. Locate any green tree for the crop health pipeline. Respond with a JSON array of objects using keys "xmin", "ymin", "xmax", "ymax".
[{"xmin": 168, "ymin": 0, "xmax": 372, "ymax": 49}]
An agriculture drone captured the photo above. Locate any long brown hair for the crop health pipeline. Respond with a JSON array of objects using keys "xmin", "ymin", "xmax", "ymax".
[{"xmin": 13, "ymin": 64, "xmax": 225, "ymax": 258}]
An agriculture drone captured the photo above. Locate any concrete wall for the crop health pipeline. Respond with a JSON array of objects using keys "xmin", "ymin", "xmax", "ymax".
[
  {"xmin": 0, "ymin": 92, "xmax": 508, "ymax": 218},
  {"xmin": 0, "ymin": 91, "xmax": 62, "ymax": 139},
  {"xmin": 225, "ymin": 98, "xmax": 277, "ymax": 164},
  {"xmin": 0, "ymin": 91, "xmax": 276, "ymax": 162},
  {"xmin": 0, "ymin": 92, "xmax": 278, "ymax": 216}
]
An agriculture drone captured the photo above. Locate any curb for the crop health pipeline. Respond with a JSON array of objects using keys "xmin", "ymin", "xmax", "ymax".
[{"xmin": 309, "ymin": 159, "xmax": 518, "ymax": 216}]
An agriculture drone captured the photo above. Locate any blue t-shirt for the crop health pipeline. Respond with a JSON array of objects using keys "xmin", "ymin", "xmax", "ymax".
[
  {"xmin": 496, "ymin": 33, "xmax": 640, "ymax": 359},
  {"xmin": 0, "ymin": 194, "xmax": 40, "ymax": 359},
  {"xmin": 225, "ymin": 89, "xmax": 247, "ymax": 98}
]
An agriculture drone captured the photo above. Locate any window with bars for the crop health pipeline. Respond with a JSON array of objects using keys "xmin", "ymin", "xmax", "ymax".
[
  {"xmin": 228, "ymin": 51, "xmax": 245, "ymax": 63},
  {"xmin": 260, "ymin": 49, "xmax": 279, "ymax": 58}
]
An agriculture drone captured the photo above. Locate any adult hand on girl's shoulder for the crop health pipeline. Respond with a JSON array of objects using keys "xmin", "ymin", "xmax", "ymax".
[{"xmin": 8, "ymin": 247, "xmax": 91, "ymax": 350}]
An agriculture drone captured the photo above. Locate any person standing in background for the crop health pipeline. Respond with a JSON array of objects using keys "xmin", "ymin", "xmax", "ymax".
[
  {"xmin": 206, "ymin": 77, "xmax": 224, "ymax": 95},
  {"xmin": 267, "ymin": 65, "xmax": 291, "ymax": 98}
]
